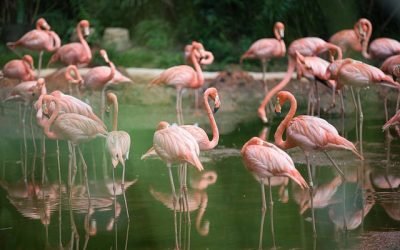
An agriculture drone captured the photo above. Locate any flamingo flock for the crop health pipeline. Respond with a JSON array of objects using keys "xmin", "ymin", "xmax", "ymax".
[{"xmin": 1, "ymin": 16, "xmax": 400, "ymax": 249}]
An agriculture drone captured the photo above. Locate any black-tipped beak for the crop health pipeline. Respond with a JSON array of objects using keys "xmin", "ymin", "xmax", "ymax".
[{"xmin": 213, "ymin": 106, "xmax": 219, "ymax": 113}]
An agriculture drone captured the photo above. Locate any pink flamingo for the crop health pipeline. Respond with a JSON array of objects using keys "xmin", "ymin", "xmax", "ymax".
[
  {"xmin": 48, "ymin": 20, "xmax": 92, "ymax": 67},
  {"xmin": 258, "ymin": 37, "xmax": 342, "ymax": 123},
  {"xmin": 1, "ymin": 55, "xmax": 35, "ymax": 82},
  {"xmin": 241, "ymin": 136, "xmax": 308, "ymax": 248},
  {"xmin": 105, "ymin": 92, "xmax": 131, "ymax": 220},
  {"xmin": 295, "ymin": 51, "xmax": 342, "ymax": 116},
  {"xmin": 63, "ymin": 65, "xmax": 84, "ymax": 96},
  {"xmin": 41, "ymin": 94, "xmax": 107, "ymax": 200},
  {"xmin": 150, "ymin": 41, "xmax": 207, "ymax": 125},
  {"xmin": 329, "ymin": 18, "xmax": 370, "ymax": 55},
  {"xmin": 325, "ymin": 58, "xmax": 400, "ymax": 154},
  {"xmin": 383, "ymin": 109, "xmax": 400, "ymax": 133},
  {"xmin": 7, "ymin": 18, "xmax": 61, "ymax": 76},
  {"xmin": 359, "ymin": 18, "xmax": 400, "ymax": 61},
  {"xmin": 241, "ymin": 22, "xmax": 286, "ymax": 92},
  {"xmin": 274, "ymin": 90, "xmax": 362, "ymax": 235},
  {"xmin": 151, "ymin": 121, "xmax": 203, "ymax": 248}
]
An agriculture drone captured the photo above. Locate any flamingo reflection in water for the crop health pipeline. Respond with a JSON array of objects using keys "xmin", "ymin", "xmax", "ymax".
[
  {"xmin": 150, "ymin": 170, "xmax": 217, "ymax": 249},
  {"xmin": 241, "ymin": 137, "xmax": 308, "ymax": 249}
]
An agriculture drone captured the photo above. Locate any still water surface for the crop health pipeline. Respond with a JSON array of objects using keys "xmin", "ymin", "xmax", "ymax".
[{"xmin": 0, "ymin": 83, "xmax": 399, "ymax": 250}]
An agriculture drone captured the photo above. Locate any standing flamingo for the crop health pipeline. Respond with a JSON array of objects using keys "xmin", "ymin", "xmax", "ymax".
[
  {"xmin": 258, "ymin": 37, "xmax": 342, "ymax": 123},
  {"xmin": 150, "ymin": 41, "xmax": 207, "ymax": 125},
  {"xmin": 358, "ymin": 18, "xmax": 400, "ymax": 61},
  {"xmin": 105, "ymin": 92, "xmax": 131, "ymax": 220},
  {"xmin": 241, "ymin": 22, "xmax": 286, "ymax": 92},
  {"xmin": 241, "ymin": 137, "xmax": 308, "ymax": 249},
  {"xmin": 1, "ymin": 55, "xmax": 35, "ymax": 82},
  {"xmin": 295, "ymin": 51, "xmax": 342, "ymax": 116},
  {"xmin": 48, "ymin": 20, "xmax": 92, "ymax": 67},
  {"xmin": 329, "ymin": 18, "xmax": 370, "ymax": 55},
  {"xmin": 325, "ymin": 58, "xmax": 400, "ymax": 154},
  {"xmin": 41, "ymin": 94, "xmax": 107, "ymax": 200},
  {"xmin": 150, "ymin": 121, "xmax": 203, "ymax": 248},
  {"xmin": 274, "ymin": 90, "xmax": 363, "ymax": 235},
  {"xmin": 7, "ymin": 18, "xmax": 61, "ymax": 76}
]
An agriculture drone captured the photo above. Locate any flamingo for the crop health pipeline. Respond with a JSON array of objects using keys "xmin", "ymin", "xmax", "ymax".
[
  {"xmin": 150, "ymin": 41, "xmax": 207, "ymax": 125},
  {"xmin": 258, "ymin": 37, "xmax": 342, "ymax": 123},
  {"xmin": 325, "ymin": 58, "xmax": 400, "ymax": 154},
  {"xmin": 151, "ymin": 121, "xmax": 203, "ymax": 248},
  {"xmin": 105, "ymin": 92, "xmax": 131, "ymax": 220},
  {"xmin": 48, "ymin": 20, "xmax": 92, "ymax": 67},
  {"xmin": 383, "ymin": 109, "xmax": 400, "ymax": 132},
  {"xmin": 329, "ymin": 18, "xmax": 369, "ymax": 55},
  {"xmin": 241, "ymin": 137, "xmax": 308, "ymax": 249},
  {"xmin": 295, "ymin": 51, "xmax": 342, "ymax": 116},
  {"xmin": 241, "ymin": 22, "xmax": 286, "ymax": 92},
  {"xmin": 7, "ymin": 18, "xmax": 61, "ymax": 76},
  {"xmin": 358, "ymin": 18, "xmax": 400, "ymax": 61},
  {"xmin": 1, "ymin": 55, "xmax": 35, "ymax": 82},
  {"xmin": 41, "ymin": 94, "xmax": 107, "ymax": 200},
  {"xmin": 274, "ymin": 90, "xmax": 363, "ymax": 235}
]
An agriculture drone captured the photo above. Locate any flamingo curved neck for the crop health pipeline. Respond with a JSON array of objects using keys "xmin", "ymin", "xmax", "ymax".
[
  {"xmin": 274, "ymin": 94, "xmax": 297, "ymax": 150},
  {"xmin": 191, "ymin": 51, "xmax": 204, "ymax": 89},
  {"xmin": 110, "ymin": 96, "xmax": 118, "ymax": 131},
  {"xmin": 204, "ymin": 92, "xmax": 219, "ymax": 149},
  {"xmin": 77, "ymin": 23, "xmax": 92, "ymax": 62},
  {"xmin": 361, "ymin": 23, "xmax": 372, "ymax": 59},
  {"xmin": 44, "ymin": 96, "xmax": 60, "ymax": 140},
  {"xmin": 195, "ymin": 192, "xmax": 209, "ymax": 236}
]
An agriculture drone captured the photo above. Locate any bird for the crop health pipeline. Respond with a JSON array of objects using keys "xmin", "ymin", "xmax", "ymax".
[
  {"xmin": 7, "ymin": 18, "xmax": 61, "ymax": 77},
  {"xmin": 358, "ymin": 18, "xmax": 400, "ymax": 61},
  {"xmin": 64, "ymin": 65, "xmax": 84, "ymax": 96},
  {"xmin": 258, "ymin": 37, "xmax": 342, "ymax": 123},
  {"xmin": 383, "ymin": 109, "xmax": 400, "ymax": 133},
  {"xmin": 150, "ymin": 121, "xmax": 203, "ymax": 249},
  {"xmin": 274, "ymin": 90, "xmax": 363, "ymax": 235},
  {"xmin": 329, "ymin": 18, "xmax": 370, "ymax": 55},
  {"xmin": 295, "ymin": 51, "xmax": 342, "ymax": 116},
  {"xmin": 48, "ymin": 20, "xmax": 92, "ymax": 67},
  {"xmin": 325, "ymin": 58, "xmax": 400, "ymax": 154},
  {"xmin": 240, "ymin": 22, "xmax": 286, "ymax": 92},
  {"xmin": 0, "ymin": 55, "xmax": 35, "ymax": 82},
  {"xmin": 142, "ymin": 87, "xmax": 221, "ymax": 158},
  {"xmin": 105, "ymin": 92, "xmax": 131, "ymax": 220},
  {"xmin": 150, "ymin": 41, "xmax": 208, "ymax": 125},
  {"xmin": 241, "ymin": 136, "xmax": 308, "ymax": 249},
  {"xmin": 41, "ymin": 94, "xmax": 107, "ymax": 199}
]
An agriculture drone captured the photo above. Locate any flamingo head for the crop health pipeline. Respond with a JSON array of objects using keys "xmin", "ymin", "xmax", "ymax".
[
  {"xmin": 37, "ymin": 18, "xmax": 51, "ymax": 30},
  {"xmin": 275, "ymin": 22, "xmax": 285, "ymax": 39},
  {"xmin": 356, "ymin": 18, "xmax": 371, "ymax": 43},
  {"xmin": 100, "ymin": 49, "xmax": 110, "ymax": 63},
  {"xmin": 80, "ymin": 20, "xmax": 90, "ymax": 37},
  {"xmin": 392, "ymin": 65, "xmax": 400, "ymax": 82},
  {"xmin": 205, "ymin": 87, "xmax": 220, "ymax": 113},
  {"xmin": 156, "ymin": 121, "xmax": 170, "ymax": 131},
  {"xmin": 275, "ymin": 91, "xmax": 292, "ymax": 114},
  {"xmin": 23, "ymin": 55, "xmax": 35, "ymax": 69}
]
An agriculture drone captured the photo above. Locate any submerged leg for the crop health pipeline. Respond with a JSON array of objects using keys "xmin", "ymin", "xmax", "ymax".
[
  {"xmin": 258, "ymin": 180, "xmax": 266, "ymax": 250},
  {"xmin": 121, "ymin": 162, "xmax": 130, "ymax": 221},
  {"xmin": 77, "ymin": 146, "xmax": 91, "ymax": 204},
  {"xmin": 305, "ymin": 154, "xmax": 317, "ymax": 236},
  {"xmin": 356, "ymin": 89, "xmax": 364, "ymax": 157},
  {"xmin": 167, "ymin": 164, "xmax": 179, "ymax": 249},
  {"xmin": 268, "ymin": 178, "xmax": 276, "ymax": 249}
]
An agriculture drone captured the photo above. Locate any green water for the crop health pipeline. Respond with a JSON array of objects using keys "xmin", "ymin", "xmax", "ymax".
[{"xmin": 0, "ymin": 84, "xmax": 400, "ymax": 250}]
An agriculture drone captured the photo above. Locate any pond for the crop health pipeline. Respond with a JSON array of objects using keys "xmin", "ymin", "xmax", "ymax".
[{"xmin": 0, "ymin": 76, "xmax": 399, "ymax": 250}]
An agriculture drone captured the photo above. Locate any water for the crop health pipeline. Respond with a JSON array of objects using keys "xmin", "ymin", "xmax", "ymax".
[{"xmin": 0, "ymin": 79, "xmax": 400, "ymax": 250}]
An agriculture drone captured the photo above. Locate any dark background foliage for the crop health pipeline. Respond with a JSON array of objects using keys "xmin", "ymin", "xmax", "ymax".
[{"xmin": 1, "ymin": 0, "xmax": 400, "ymax": 69}]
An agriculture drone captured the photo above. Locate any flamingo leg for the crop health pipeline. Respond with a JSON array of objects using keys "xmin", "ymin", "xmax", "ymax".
[
  {"xmin": 339, "ymin": 90, "xmax": 345, "ymax": 135},
  {"xmin": 38, "ymin": 51, "xmax": 43, "ymax": 78},
  {"xmin": 167, "ymin": 164, "xmax": 179, "ymax": 249},
  {"xmin": 112, "ymin": 164, "xmax": 118, "ymax": 221},
  {"xmin": 121, "ymin": 161, "xmax": 130, "ymax": 221},
  {"xmin": 350, "ymin": 87, "xmax": 359, "ymax": 143},
  {"xmin": 71, "ymin": 145, "xmax": 77, "ymax": 186},
  {"xmin": 176, "ymin": 88, "xmax": 184, "ymax": 125},
  {"xmin": 258, "ymin": 180, "xmax": 266, "ymax": 250},
  {"xmin": 268, "ymin": 177, "xmax": 276, "ymax": 249},
  {"xmin": 305, "ymin": 154, "xmax": 317, "ymax": 236},
  {"xmin": 356, "ymin": 89, "xmax": 364, "ymax": 157},
  {"xmin": 29, "ymin": 108, "xmax": 37, "ymax": 182},
  {"xmin": 314, "ymin": 80, "xmax": 320, "ymax": 117},
  {"xmin": 22, "ymin": 105, "xmax": 28, "ymax": 183},
  {"xmin": 77, "ymin": 146, "xmax": 91, "ymax": 205},
  {"xmin": 384, "ymin": 97, "xmax": 389, "ymax": 121},
  {"xmin": 323, "ymin": 151, "xmax": 345, "ymax": 180}
]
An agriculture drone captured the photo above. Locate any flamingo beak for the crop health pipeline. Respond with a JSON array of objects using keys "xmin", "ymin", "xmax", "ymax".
[
  {"xmin": 214, "ymin": 95, "xmax": 221, "ymax": 113},
  {"xmin": 83, "ymin": 26, "xmax": 90, "ymax": 37},
  {"xmin": 275, "ymin": 99, "xmax": 282, "ymax": 114},
  {"xmin": 280, "ymin": 30, "xmax": 284, "ymax": 39}
]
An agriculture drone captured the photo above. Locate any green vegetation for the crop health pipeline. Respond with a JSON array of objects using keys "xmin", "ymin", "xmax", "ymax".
[{"xmin": 0, "ymin": 0, "xmax": 399, "ymax": 70}]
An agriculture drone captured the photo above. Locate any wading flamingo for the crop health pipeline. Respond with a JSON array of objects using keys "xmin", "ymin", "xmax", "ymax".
[
  {"xmin": 7, "ymin": 18, "xmax": 61, "ymax": 76},
  {"xmin": 329, "ymin": 18, "xmax": 369, "ymax": 55},
  {"xmin": 359, "ymin": 18, "xmax": 400, "ymax": 61},
  {"xmin": 295, "ymin": 51, "xmax": 342, "ymax": 116},
  {"xmin": 274, "ymin": 90, "xmax": 363, "ymax": 235},
  {"xmin": 241, "ymin": 22, "xmax": 286, "ymax": 92},
  {"xmin": 41, "ymin": 94, "xmax": 107, "ymax": 201},
  {"xmin": 325, "ymin": 58, "xmax": 400, "ymax": 154},
  {"xmin": 151, "ymin": 121, "xmax": 203, "ymax": 248},
  {"xmin": 1, "ymin": 55, "xmax": 35, "ymax": 82},
  {"xmin": 105, "ymin": 92, "xmax": 131, "ymax": 220},
  {"xmin": 150, "ymin": 41, "xmax": 207, "ymax": 125},
  {"xmin": 48, "ymin": 20, "xmax": 92, "ymax": 67},
  {"xmin": 241, "ymin": 136, "xmax": 308, "ymax": 249},
  {"xmin": 258, "ymin": 37, "xmax": 342, "ymax": 123}
]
